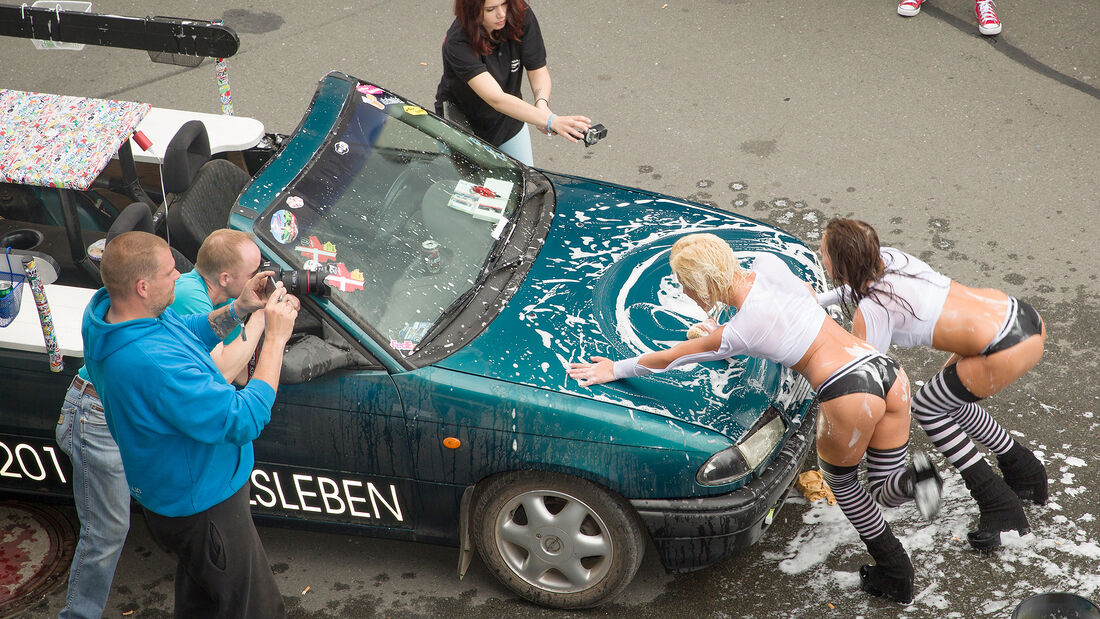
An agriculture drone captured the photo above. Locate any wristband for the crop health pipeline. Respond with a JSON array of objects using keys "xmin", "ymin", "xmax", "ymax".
[
  {"xmin": 227, "ymin": 300, "xmax": 246, "ymax": 324},
  {"xmin": 613, "ymin": 357, "xmax": 654, "ymax": 379},
  {"xmin": 227, "ymin": 300, "xmax": 248, "ymax": 341},
  {"xmin": 535, "ymin": 97, "xmax": 549, "ymax": 107},
  {"xmin": 546, "ymin": 113, "xmax": 556, "ymax": 134}
]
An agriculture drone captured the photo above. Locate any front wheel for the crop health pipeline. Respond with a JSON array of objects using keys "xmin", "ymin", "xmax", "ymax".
[{"xmin": 471, "ymin": 472, "xmax": 645, "ymax": 609}]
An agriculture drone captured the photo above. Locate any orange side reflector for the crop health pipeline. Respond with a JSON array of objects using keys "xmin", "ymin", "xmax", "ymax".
[{"xmin": 443, "ymin": 437, "xmax": 461, "ymax": 449}]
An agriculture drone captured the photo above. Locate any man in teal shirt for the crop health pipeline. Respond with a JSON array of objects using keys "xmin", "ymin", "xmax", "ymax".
[{"xmin": 170, "ymin": 228, "xmax": 265, "ymax": 384}]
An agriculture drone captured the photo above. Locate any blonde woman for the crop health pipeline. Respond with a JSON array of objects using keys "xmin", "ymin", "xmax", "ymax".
[{"xmin": 568, "ymin": 233, "xmax": 940, "ymax": 604}]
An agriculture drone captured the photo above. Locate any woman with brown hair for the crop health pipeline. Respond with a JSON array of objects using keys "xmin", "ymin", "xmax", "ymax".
[
  {"xmin": 568, "ymin": 233, "xmax": 941, "ymax": 604},
  {"xmin": 434, "ymin": 0, "xmax": 592, "ymax": 165},
  {"xmin": 818, "ymin": 218, "xmax": 1047, "ymax": 552}
]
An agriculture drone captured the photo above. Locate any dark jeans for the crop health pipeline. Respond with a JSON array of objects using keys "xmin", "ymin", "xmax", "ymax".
[{"xmin": 144, "ymin": 483, "xmax": 284, "ymax": 619}]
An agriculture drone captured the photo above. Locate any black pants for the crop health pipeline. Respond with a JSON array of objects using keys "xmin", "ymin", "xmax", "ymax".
[{"xmin": 144, "ymin": 483, "xmax": 284, "ymax": 619}]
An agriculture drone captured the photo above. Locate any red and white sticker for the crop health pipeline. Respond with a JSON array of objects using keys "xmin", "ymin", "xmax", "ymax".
[{"xmin": 295, "ymin": 236, "xmax": 337, "ymax": 263}]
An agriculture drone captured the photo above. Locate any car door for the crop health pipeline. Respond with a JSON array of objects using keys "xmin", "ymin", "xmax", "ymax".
[{"xmin": 249, "ymin": 344, "xmax": 417, "ymax": 536}]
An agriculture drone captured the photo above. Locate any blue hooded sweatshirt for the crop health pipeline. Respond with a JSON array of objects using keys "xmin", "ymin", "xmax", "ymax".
[{"xmin": 81, "ymin": 288, "xmax": 276, "ymax": 517}]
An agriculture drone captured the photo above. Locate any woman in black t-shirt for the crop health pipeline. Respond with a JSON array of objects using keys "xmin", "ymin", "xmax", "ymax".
[{"xmin": 435, "ymin": 0, "xmax": 591, "ymax": 165}]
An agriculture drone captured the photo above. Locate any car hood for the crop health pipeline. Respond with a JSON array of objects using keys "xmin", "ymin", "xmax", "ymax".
[{"xmin": 435, "ymin": 173, "xmax": 824, "ymax": 443}]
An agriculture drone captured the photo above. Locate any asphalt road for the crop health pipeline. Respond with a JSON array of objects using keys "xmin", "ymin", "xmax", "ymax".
[{"xmin": 3, "ymin": 0, "xmax": 1098, "ymax": 617}]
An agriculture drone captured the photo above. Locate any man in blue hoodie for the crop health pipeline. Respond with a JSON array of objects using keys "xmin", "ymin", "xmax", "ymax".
[
  {"xmin": 82, "ymin": 231, "xmax": 298, "ymax": 618},
  {"xmin": 56, "ymin": 228, "xmax": 266, "ymax": 619}
]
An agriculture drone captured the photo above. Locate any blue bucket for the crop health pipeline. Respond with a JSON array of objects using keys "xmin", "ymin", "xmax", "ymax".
[{"xmin": 0, "ymin": 248, "xmax": 26, "ymax": 327}]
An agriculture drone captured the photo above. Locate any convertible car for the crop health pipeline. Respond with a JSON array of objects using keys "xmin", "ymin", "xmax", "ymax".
[{"xmin": 0, "ymin": 70, "xmax": 822, "ymax": 608}]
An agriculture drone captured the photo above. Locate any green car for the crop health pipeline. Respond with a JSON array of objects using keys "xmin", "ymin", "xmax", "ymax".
[{"xmin": 0, "ymin": 71, "xmax": 819, "ymax": 609}]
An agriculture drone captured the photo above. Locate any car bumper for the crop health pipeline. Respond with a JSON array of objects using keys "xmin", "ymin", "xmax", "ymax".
[{"xmin": 629, "ymin": 403, "xmax": 817, "ymax": 572}]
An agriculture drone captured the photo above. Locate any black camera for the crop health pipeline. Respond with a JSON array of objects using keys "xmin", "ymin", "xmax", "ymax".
[
  {"xmin": 260, "ymin": 261, "xmax": 331, "ymax": 298},
  {"xmin": 581, "ymin": 123, "xmax": 607, "ymax": 147}
]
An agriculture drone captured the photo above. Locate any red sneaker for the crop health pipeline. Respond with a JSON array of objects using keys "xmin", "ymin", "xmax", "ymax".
[
  {"xmin": 975, "ymin": 0, "xmax": 1002, "ymax": 35},
  {"xmin": 898, "ymin": 0, "xmax": 926, "ymax": 17}
]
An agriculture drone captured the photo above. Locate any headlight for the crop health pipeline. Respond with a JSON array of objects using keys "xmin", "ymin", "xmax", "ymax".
[{"xmin": 696, "ymin": 411, "xmax": 786, "ymax": 486}]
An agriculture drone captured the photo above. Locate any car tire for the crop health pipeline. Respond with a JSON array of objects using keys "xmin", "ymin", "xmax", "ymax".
[{"xmin": 471, "ymin": 471, "xmax": 645, "ymax": 609}]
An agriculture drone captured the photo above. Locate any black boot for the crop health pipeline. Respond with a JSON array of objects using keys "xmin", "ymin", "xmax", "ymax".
[
  {"xmin": 859, "ymin": 525, "xmax": 914, "ymax": 604},
  {"xmin": 961, "ymin": 459, "xmax": 1031, "ymax": 551},
  {"xmin": 997, "ymin": 442, "xmax": 1049, "ymax": 505}
]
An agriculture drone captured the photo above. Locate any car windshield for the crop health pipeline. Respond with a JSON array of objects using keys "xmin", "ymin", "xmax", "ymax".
[{"xmin": 255, "ymin": 83, "xmax": 525, "ymax": 354}]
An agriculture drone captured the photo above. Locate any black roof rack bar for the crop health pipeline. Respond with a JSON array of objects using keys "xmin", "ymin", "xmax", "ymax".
[{"xmin": 0, "ymin": 4, "xmax": 239, "ymax": 58}]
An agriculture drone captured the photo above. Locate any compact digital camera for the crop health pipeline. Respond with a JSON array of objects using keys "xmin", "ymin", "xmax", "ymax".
[{"xmin": 581, "ymin": 123, "xmax": 608, "ymax": 147}]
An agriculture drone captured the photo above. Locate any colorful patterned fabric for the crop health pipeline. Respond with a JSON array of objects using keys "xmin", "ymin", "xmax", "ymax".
[{"xmin": 0, "ymin": 89, "xmax": 150, "ymax": 190}]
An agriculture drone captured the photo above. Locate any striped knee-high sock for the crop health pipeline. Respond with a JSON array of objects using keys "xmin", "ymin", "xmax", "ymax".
[
  {"xmin": 820, "ymin": 458, "xmax": 887, "ymax": 539},
  {"xmin": 911, "ymin": 366, "xmax": 984, "ymax": 471},
  {"xmin": 954, "ymin": 402, "xmax": 1015, "ymax": 455},
  {"xmin": 866, "ymin": 444, "xmax": 913, "ymax": 508}
]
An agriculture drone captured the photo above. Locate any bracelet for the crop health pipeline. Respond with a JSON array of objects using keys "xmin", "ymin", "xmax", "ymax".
[
  {"xmin": 535, "ymin": 97, "xmax": 549, "ymax": 107},
  {"xmin": 227, "ymin": 300, "xmax": 246, "ymax": 325},
  {"xmin": 545, "ymin": 113, "xmax": 556, "ymax": 134}
]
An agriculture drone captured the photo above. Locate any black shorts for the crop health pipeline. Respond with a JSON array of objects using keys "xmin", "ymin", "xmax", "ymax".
[
  {"xmin": 817, "ymin": 354, "xmax": 901, "ymax": 403},
  {"xmin": 983, "ymin": 297, "xmax": 1042, "ymax": 355}
]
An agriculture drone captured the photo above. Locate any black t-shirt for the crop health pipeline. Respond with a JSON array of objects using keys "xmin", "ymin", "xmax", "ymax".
[{"xmin": 434, "ymin": 6, "xmax": 547, "ymax": 147}]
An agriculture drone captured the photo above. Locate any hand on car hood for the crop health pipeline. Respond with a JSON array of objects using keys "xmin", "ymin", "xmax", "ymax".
[{"xmin": 437, "ymin": 174, "xmax": 824, "ymax": 442}]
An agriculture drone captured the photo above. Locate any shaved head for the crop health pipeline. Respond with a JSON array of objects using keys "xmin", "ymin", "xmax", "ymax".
[{"xmin": 100, "ymin": 231, "xmax": 169, "ymax": 301}]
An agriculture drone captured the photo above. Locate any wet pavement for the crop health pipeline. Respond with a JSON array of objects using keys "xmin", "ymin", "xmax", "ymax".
[{"xmin": 3, "ymin": 0, "xmax": 1098, "ymax": 616}]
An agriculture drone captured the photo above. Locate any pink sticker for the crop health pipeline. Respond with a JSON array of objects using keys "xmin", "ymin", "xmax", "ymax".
[
  {"xmin": 389, "ymin": 340, "xmax": 416, "ymax": 351},
  {"xmin": 357, "ymin": 84, "xmax": 383, "ymax": 95}
]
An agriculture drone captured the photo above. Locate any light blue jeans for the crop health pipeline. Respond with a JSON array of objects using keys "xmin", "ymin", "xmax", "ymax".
[
  {"xmin": 498, "ymin": 124, "xmax": 534, "ymax": 166},
  {"xmin": 55, "ymin": 379, "xmax": 131, "ymax": 619}
]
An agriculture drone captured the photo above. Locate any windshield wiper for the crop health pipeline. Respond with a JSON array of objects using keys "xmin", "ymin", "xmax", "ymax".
[
  {"xmin": 413, "ymin": 169, "xmax": 549, "ymax": 353},
  {"xmin": 414, "ymin": 254, "xmax": 523, "ymax": 351}
]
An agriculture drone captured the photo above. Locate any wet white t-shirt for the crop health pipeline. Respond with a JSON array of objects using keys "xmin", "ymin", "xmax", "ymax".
[
  {"xmin": 615, "ymin": 253, "xmax": 826, "ymax": 377},
  {"xmin": 819, "ymin": 247, "xmax": 950, "ymax": 352}
]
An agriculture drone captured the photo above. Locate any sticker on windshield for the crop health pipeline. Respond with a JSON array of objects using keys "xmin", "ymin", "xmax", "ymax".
[
  {"xmin": 403, "ymin": 105, "xmax": 427, "ymax": 116},
  {"xmin": 324, "ymin": 262, "xmax": 365, "ymax": 293},
  {"xmin": 269, "ymin": 210, "xmax": 298, "ymax": 244},
  {"xmin": 390, "ymin": 321, "xmax": 432, "ymax": 351},
  {"xmin": 362, "ymin": 94, "xmax": 385, "ymax": 110},
  {"xmin": 357, "ymin": 84, "xmax": 383, "ymax": 96},
  {"xmin": 295, "ymin": 236, "xmax": 337, "ymax": 263},
  {"xmin": 378, "ymin": 95, "xmax": 402, "ymax": 106},
  {"xmin": 286, "ymin": 195, "xmax": 304, "ymax": 209},
  {"xmin": 334, "ymin": 141, "xmax": 349, "ymax": 155}
]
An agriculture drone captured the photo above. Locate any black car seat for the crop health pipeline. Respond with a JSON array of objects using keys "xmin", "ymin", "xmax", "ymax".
[
  {"xmin": 107, "ymin": 202, "xmax": 193, "ymax": 273},
  {"xmin": 162, "ymin": 121, "xmax": 251, "ymax": 263}
]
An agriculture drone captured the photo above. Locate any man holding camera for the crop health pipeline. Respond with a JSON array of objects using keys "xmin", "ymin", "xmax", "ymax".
[
  {"xmin": 82, "ymin": 231, "xmax": 297, "ymax": 618},
  {"xmin": 171, "ymin": 228, "xmax": 265, "ymax": 384}
]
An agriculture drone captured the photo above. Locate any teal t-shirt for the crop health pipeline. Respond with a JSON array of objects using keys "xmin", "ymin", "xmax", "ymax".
[{"xmin": 169, "ymin": 270, "xmax": 241, "ymax": 344}]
